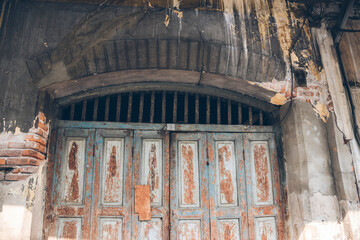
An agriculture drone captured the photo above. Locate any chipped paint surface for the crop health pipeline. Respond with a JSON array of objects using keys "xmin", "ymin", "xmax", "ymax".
[
  {"xmin": 57, "ymin": 218, "xmax": 81, "ymax": 239},
  {"xmin": 45, "ymin": 129, "xmax": 284, "ymax": 239},
  {"xmin": 178, "ymin": 220, "xmax": 201, "ymax": 240},
  {"xmin": 180, "ymin": 141, "xmax": 199, "ymax": 207},
  {"xmin": 219, "ymin": 219, "xmax": 240, "ymax": 240},
  {"xmin": 140, "ymin": 218, "xmax": 162, "ymax": 240},
  {"xmin": 62, "ymin": 139, "xmax": 85, "ymax": 204},
  {"xmin": 313, "ymin": 101, "xmax": 330, "ymax": 123},
  {"xmin": 217, "ymin": 142, "xmax": 237, "ymax": 205},
  {"xmin": 102, "ymin": 139, "xmax": 123, "ymax": 205},
  {"xmin": 255, "ymin": 217, "xmax": 277, "ymax": 240},
  {"xmin": 142, "ymin": 139, "xmax": 162, "ymax": 205},
  {"xmin": 252, "ymin": 142, "xmax": 273, "ymax": 204},
  {"xmin": 99, "ymin": 218, "xmax": 122, "ymax": 240},
  {"xmin": 270, "ymin": 93, "xmax": 287, "ymax": 105}
]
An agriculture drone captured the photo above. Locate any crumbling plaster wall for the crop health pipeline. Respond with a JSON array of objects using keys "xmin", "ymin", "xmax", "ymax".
[
  {"xmin": 281, "ymin": 100, "xmax": 360, "ymax": 239},
  {"xmin": 0, "ymin": 0, "xmax": 328, "ymax": 133}
]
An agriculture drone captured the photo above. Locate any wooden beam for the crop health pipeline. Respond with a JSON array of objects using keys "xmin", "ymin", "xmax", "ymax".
[
  {"xmin": 334, "ymin": 0, "xmax": 355, "ymax": 44},
  {"xmin": 314, "ymin": 24, "xmax": 354, "ymax": 140}
]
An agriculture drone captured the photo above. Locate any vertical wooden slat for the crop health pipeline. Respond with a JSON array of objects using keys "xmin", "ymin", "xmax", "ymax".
[
  {"xmin": 217, "ymin": 97, "xmax": 221, "ymax": 124},
  {"xmin": 184, "ymin": 93, "xmax": 189, "ymax": 123},
  {"xmin": 206, "ymin": 96, "xmax": 210, "ymax": 124},
  {"xmin": 227, "ymin": 99, "xmax": 232, "ymax": 125},
  {"xmin": 93, "ymin": 98, "xmax": 98, "ymax": 121},
  {"xmin": 173, "ymin": 92, "xmax": 178, "ymax": 123},
  {"xmin": 139, "ymin": 93, "xmax": 144, "ymax": 123},
  {"xmin": 81, "ymin": 100, "xmax": 87, "ymax": 121},
  {"xmin": 162, "ymin": 91, "xmax": 166, "ymax": 123},
  {"xmin": 70, "ymin": 103, "xmax": 75, "ymax": 120},
  {"xmin": 259, "ymin": 110, "xmax": 263, "ymax": 126},
  {"xmin": 195, "ymin": 94, "xmax": 199, "ymax": 124},
  {"xmin": 104, "ymin": 96, "xmax": 110, "ymax": 121},
  {"xmin": 249, "ymin": 106, "xmax": 253, "ymax": 125},
  {"xmin": 238, "ymin": 103, "xmax": 242, "ymax": 124},
  {"xmin": 150, "ymin": 91, "xmax": 155, "ymax": 123},
  {"xmin": 116, "ymin": 94, "xmax": 121, "ymax": 122},
  {"xmin": 127, "ymin": 92, "xmax": 133, "ymax": 122}
]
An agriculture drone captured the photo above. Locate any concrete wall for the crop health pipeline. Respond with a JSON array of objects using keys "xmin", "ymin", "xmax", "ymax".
[
  {"xmin": 281, "ymin": 100, "xmax": 360, "ymax": 239},
  {"xmin": 0, "ymin": 163, "xmax": 46, "ymax": 240}
]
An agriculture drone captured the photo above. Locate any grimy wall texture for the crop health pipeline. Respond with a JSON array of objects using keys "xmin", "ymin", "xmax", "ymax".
[{"xmin": 0, "ymin": 0, "xmax": 360, "ymax": 239}]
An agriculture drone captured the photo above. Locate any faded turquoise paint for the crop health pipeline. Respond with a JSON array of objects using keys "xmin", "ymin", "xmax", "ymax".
[
  {"xmin": 48, "ymin": 128, "xmax": 95, "ymax": 239},
  {"xmin": 170, "ymin": 133, "xmax": 210, "ymax": 240},
  {"xmin": 45, "ymin": 122, "xmax": 284, "ymax": 239},
  {"xmin": 207, "ymin": 133, "xmax": 248, "ymax": 240},
  {"xmin": 56, "ymin": 120, "xmax": 274, "ymax": 133}
]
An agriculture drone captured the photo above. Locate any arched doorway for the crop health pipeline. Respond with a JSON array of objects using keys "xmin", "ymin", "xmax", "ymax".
[{"xmin": 43, "ymin": 86, "xmax": 285, "ymax": 239}]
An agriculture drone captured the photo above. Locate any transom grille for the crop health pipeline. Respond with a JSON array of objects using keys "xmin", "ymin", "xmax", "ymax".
[{"xmin": 60, "ymin": 91, "xmax": 273, "ymax": 126}]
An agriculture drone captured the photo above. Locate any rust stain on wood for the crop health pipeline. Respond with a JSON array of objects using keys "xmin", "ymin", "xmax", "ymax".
[
  {"xmin": 223, "ymin": 222, "xmax": 237, "ymax": 240},
  {"xmin": 102, "ymin": 222, "xmax": 120, "ymax": 240},
  {"xmin": 135, "ymin": 185, "xmax": 151, "ymax": 221},
  {"xmin": 182, "ymin": 144, "xmax": 196, "ymax": 205},
  {"xmin": 104, "ymin": 145, "xmax": 121, "ymax": 202},
  {"xmin": 254, "ymin": 144, "xmax": 270, "ymax": 202},
  {"xmin": 147, "ymin": 143, "xmax": 159, "ymax": 203},
  {"xmin": 109, "ymin": 146, "xmax": 117, "ymax": 176},
  {"xmin": 67, "ymin": 142, "xmax": 79, "ymax": 202},
  {"xmin": 261, "ymin": 223, "xmax": 274, "ymax": 240},
  {"xmin": 61, "ymin": 220, "xmax": 78, "ymax": 239},
  {"xmin": 218, "ymin": 145, "xmax": 234, "ymax": 204}
]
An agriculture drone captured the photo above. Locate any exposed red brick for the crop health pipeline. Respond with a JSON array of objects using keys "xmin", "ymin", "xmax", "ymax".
[
  {"xmin": 0, "ymin": 149, "xmax": 23, "ymax": 157},
  {"xmin": 29, "ymin": 128, "xmax": 48, "ymax": 139},
  {"xmin": 5, "ymin": 173, "xmax": 31, "ymax": 181},
  {"xmin": 8, "ymin": 141, "xmax": 46, "ymax": 153},
  {"xmin": 0, "ymin": 159, "xmax": 5, "ymax": 165},
  {"xmin": 18, "ymin": 166, "xmax": 39, "ymax": 174},
  {"xmin": 25, "ymin": 134, "xmax": 47, "ymax": 146},
  {"xmin": 12, "ymin": 168, "xmax": 20, "ymax": 173},
  {"xmin": 6, "ymin": 158, "xmax": 40, "ymax": 166},
  {"xmin": 22, "ymin": 149, "xmax": 45, "ymax": 160},
  {"xmin": 38, "ymin": 121, "xmax": 49, "ymax": 133},
  {"xmin": 38, "ymin": 112, "xmax": 46, "ymax": 123}
]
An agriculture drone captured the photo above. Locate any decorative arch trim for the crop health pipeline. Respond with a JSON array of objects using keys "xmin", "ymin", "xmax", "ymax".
[{"xmin": 45, "ymin": 69, "xmax": 279, "ymax": 112}]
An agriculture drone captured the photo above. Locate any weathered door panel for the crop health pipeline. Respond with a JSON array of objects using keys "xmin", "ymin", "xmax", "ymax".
[
  {"xmin": 207, "ymin": 133, "xmax": 249, "ymax": 240},
  {"xmin": 48, "ymin": 128, "xmax": 95, "ymax": 239},
  {"xmin": 91, "ymin": 129, "xmax": 133, "ymax": 240},
  {"xmin": 132, "ymin": 131, "xmax": 170, "ymax": 240},
  {"xmin": 243, "ymin": 133, "xmax": 284, "ymax": 240},
  {"xmin": 170, "ymin": 133, "xmax": 210, "ymax": 240}
]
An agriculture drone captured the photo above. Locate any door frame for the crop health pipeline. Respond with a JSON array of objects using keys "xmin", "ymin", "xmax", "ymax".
[{"xmin": 54, "ymin": 120, "xmax": 275, "ymax": 133}]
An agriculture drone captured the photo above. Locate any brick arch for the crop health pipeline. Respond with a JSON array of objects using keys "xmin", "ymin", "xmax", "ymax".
[{"xmin": 28, "ymin": 38, "xmax": 286, "ymax": 91}]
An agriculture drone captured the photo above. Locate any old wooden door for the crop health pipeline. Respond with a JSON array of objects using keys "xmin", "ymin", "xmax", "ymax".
[
  {"xmin": 46, "ymin": 128, "xmax": 95, "ymax": 239},
  {"xmin": 91, "ymin": 129, "xmax": 133, "ymax": 239},
  {"xmin": 132, "ymin": 131, "xmax": 170, "ymax": 240},
  {"xmin": 45, "ymin": 125, "xmax": 283, "ymax": 240},
  {"xmin": 170, "ymin": 132, "xmax": 284, "ymax": 240}
]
